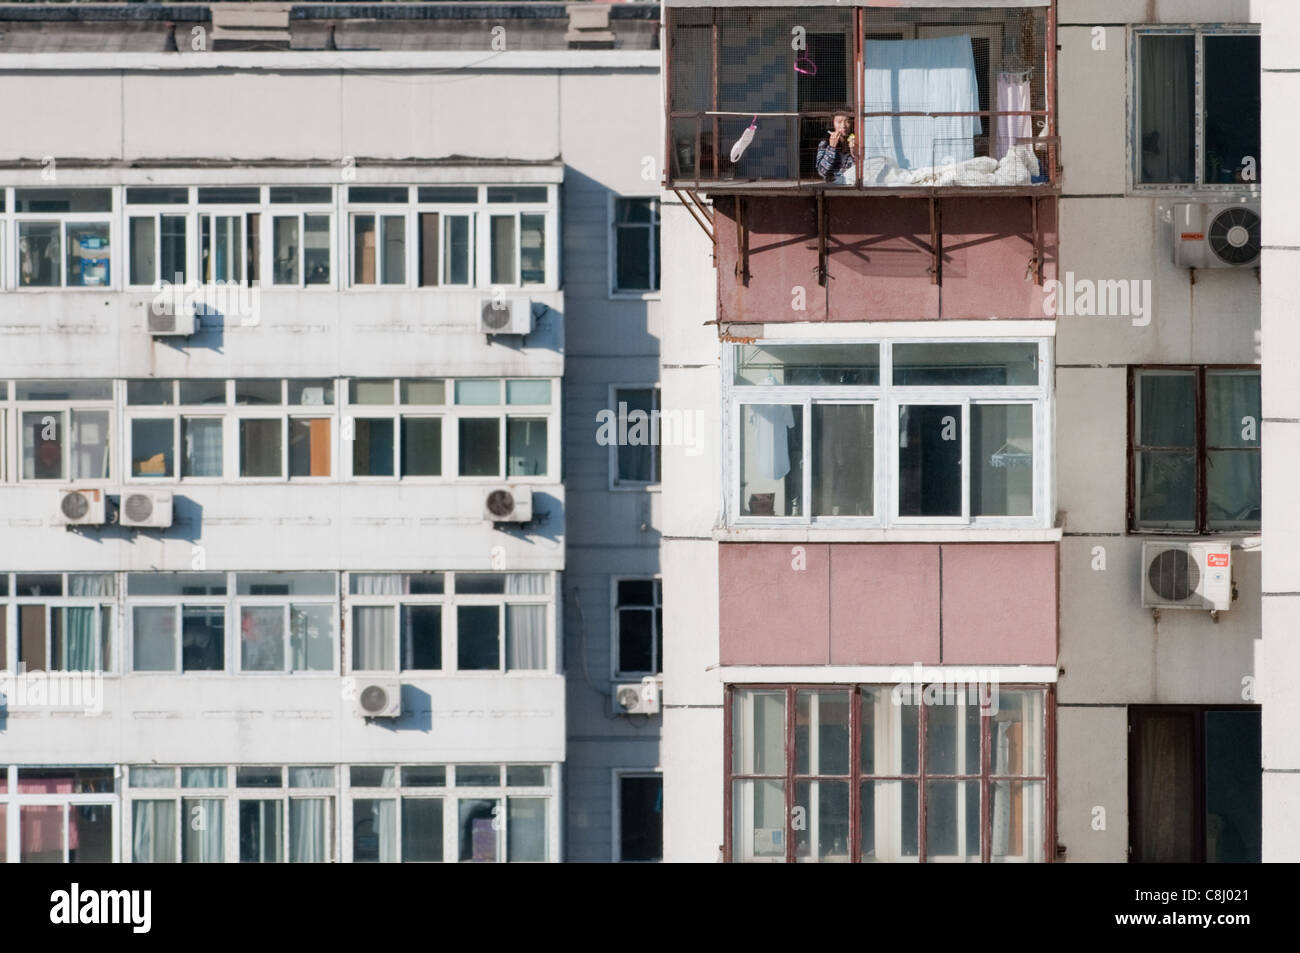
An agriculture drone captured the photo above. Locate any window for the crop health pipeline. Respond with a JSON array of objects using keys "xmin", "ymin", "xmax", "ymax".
[
  {"xmin": 614, "ymin": 578, "xmax": 662, "ymax": 678},
  {"xmin": 616, "ymin": 773, "xmax": 663, "ymax": 862},
  {"xmin": 1129, "ymin": 367, "xmax": 1260, "ymax": 532},
  {"xmin": 13, "ymin": 189, "xmax": 113, "ymax": 288},
  {"xmin": 13, "ymin": 380, "xmax": 113, "ymax": 482},
  {"xmin": 611, "ymin": 387, "xmax": 662, "ymax": 486},
  {"xmin": 728, "ymin": 341, "xmax": 1048, "ymax": 526},
  {"xmin": 728, "ymin": 685, "xmax": 1049, "ymax": 863},
  {"xmin": 1134, "ymin": 28, "xmax": 1260, "ymax": 187},
  {"xmin": 612, "ymin": 198, "xmax": 660, "ymax": 294},
  {"xmin": 235, "ymin": 573, "xmax": 336, "ymax": 673},
  {"xmin": 2, "ymin": 573, "xmax": 115, "ymax": 674},
  {"xmin": 5, "ymin": 767, "xmax": 116, "ymax": 863},
  {"xmin": 269, "ymin": 187, "xmax": 333, "ymax": 286},
  {"xmin": 347, "ymin": 378, "xmax": 444, "ymax": 478},
  {"xmin": 127, "ymin": 573, "xmax": 228, "ymax": 673},
  {"xmin": 1129, "ymin": 707, "xmax": 1260, "ymax": 863}
]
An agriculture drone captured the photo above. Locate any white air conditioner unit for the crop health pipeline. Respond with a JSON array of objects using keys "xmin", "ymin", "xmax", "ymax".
[
  {"xmin": 478, "ymin": 296, "xmax": 534, "ymax": 335},
  {"xmin": 1172, "ymin": 202, "xmax": 1261, "ymax": 268},
  {"xmin": 56, "ymin": 488, "xmax": 106, "ymax": 526},
  {"xmin": 119, "ymin": 490, "xmax": 174, "ymax": 529},
  {"xmin": 356, "ymin": 680, "xmax": 402, "ymax": 718},
  {"xmin": 615, "ymin": 677, "xmax": 661, "ymax": 716},
  {"xmin": 484, "ymin": 486, "xmax": 533, "ymax": 523},
  {"xmin": 148, "ymin": 302, "xmax": 197, "ymax": 337},
  {"xmin": 1141, "ymin": 541, "xmax": 1232, "ymax": 612}
]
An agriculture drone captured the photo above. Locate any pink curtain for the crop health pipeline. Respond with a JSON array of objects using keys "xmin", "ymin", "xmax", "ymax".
[
  {"xmin": 994, "ymin": 72, "xmax": 1032, "ymax": 160},
  {"xmin": 17, "ymin": 776, "xmax": 80, "ymax": 855}
]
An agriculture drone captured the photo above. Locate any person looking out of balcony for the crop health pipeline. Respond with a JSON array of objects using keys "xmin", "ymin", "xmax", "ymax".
[{"xmin": 817, "ymin": 111, "xmax": 857, "ymax": 185}]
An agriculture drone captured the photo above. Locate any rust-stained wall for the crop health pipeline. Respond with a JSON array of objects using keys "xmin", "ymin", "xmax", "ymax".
[{"xmin": 715, "ymin": 194, "xmax": 1058, "ymax": 321}]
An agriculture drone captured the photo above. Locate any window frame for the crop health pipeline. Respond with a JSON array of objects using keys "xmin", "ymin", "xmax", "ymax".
[
  {"xmin": 1126, "ymin": 364, "xmax": 1261, "ymax": 535},
  {"xmin": 1129, "ymin": 25, "xmax": 1262, "ymax": 195},
  {"xmin": 1, "ymin": 764, "xmax": 120, "ymax": 863},
  {"xmin": 611, "ymin": 769, "xmax": 664, "ymax": 863},
  {"xmin": 608, "ymin": 195, "xmax": 661, "ymax": 298},
  {"xmin": 8, "ymin": 187, "xmax": 115, "ymax": 291},
  {"xmin": 126, "ymin": 577, "xmax": 230, "ymax": 676},
  {"xmin": 2, "ymin": 572, "xmax": 117, "ymax": 675},
  {"xmin": 233, "ymin": 573, "xmax": 338, "ymax": 676},
  {"xmin": 10, "ymin": 381, "xmax": 115, "ymax": 485},
  {"xmin": 611, "ymin": 575, "xmax": 663, "ymax": 680}
]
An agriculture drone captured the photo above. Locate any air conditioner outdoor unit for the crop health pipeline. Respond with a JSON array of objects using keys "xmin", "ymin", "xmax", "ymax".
[
  {"xmin": 356, "ymin": 680, "xmax": 402, "ymax": 718},
  {"xmin": 484, "ymin": 486, "xmax": 533, "ymax": 523},
  {"xmin": 478, "ymin": 296, "xmax": 533, "ymax": 336},
  {"xmin": 56, "ymin": 488, "xmax": 106, "ymax": 526},
  {"xmin": 615, "ymin": 677, "xmax": 661, "ymax": 716},
  {"xmin": 148, "ymin": 302, "xmax": 197, "ymax": 337},
  {"xmin": 1141, "ymin": 541, "xmax": 1232, "ymax": 612},
  {"xmin": 119, "ymin": 490, "xmax": 174, "ymax": 529},
  {"xmin": 1172, "ymin": 202, "xmax": 1261, "ymax": 268}
]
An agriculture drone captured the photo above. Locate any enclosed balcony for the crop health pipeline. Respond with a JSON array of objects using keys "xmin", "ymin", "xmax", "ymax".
[{"xmin": 665, "ymin": 1, "xmax": 1057, "ymax": 194}]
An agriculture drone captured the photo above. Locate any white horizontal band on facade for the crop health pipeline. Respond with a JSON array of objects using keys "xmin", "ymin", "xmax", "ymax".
[
  {"xmin": 0, "ymin": 51, "xmax": 661, "ymax": 72},
  {"xmin": 0, "ymin": 165, "xmax": 566, "ymax": 186}
]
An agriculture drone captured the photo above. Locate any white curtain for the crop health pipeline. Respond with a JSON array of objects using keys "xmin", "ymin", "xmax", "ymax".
[
  {"xmin": 505, "ymin": 574, "xmax": 550, "ymax": 596},
  {"xmin": 183, "ymin": 418, "xmax": 223, "ymax": 477},
  {"xmin": 1138, "ymin": 35, "xmax": 1194, "ymax": 183},
  {"xmin": 352, "ymin": 606, "xmax": 395, "ymax": 670},
  {"xmin": 289, "ymin": 798, "xmax": 329, "ymax": 863},
  {"xmin": 352, "ymin": 573, "xmax": 406, "ymax": 595},
  {"xmin": 506, "ymin": 605, "xmax": 547, "ymax": 671},
  {"xmin": 69, "ymin": 573, "xmax": 115, "ymax": 597},
  {"xmin": 991, "ymin": 723, "xmax": 1011, "ymax": 856},
  {"xmin": 132, "ymin": 800, "xmax": 177, "ymax": 863},
  {"xmin": 993, "ymin": 72, "xmax": 1032, "ymax": 160},
  {"xmin": 181, "ymin": 798, "xmax": 223, "ymax": 863}
]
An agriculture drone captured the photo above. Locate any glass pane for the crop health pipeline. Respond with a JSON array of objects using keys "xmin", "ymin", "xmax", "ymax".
[
  {"xmin": 381, "ymin": 215, "xmax": 406, "ymax": 285},
  {"xmin": 507, "ymin": 766, "xmax": 550, "ymax": 787},
  {"xmin": 506, "ymin": 380, "xmax": 550, "ymax": 405},
  {"xmin": 739, "ymin": 404, "xmax": 803, "ymax": 517},
  {"xmin": 505, "ymin": 604, "xmax": 547, "ymax": 671},
  {"xmin": 130, "ymin": 217, "xmax": 156, "ymax": 285},
  {"xmin": 795, "ymin": 690, "xmax": 851, "ymax": 776},
  {"xmin": 1135, "ymin": 451, "xmax": 1197, "ymax": 529},
  {"xmin": 616, "ymin": 225, "xmax": 651, "ymax": 291},
  {"xmin": 349, "ymin": 186, "xmax": 408, "ymax": 203},
  {"xmin": 731, "ymin": 780, "xmax": 786, "ymax": 863},
  {"xmin": 182, "ymin": 606, "xmax": 225, "ymax": 671},
  {"xmin": 235, "ymin": 380, "xmax": 282, "ymax": 405},
  {"xmin": 352, "ymin": 214, "xmax": 376, "ymax": 285},
  {"xmin": 898, "ymin": 405, "xmax": 962, "ymax": 517},
  {"xmin": 401, "ymin": 417, "xmax": 442, "ymax": 476},
  {"xmin": 924, "ymin": 699, "xmax": 981, "ymax": 776},
  {"xmin": 132, "ymin": 800, "xmax": 178, "ymax": 863},
  {"xmin": 290, "ymin": 604, "xmax": 334, "ymax": 671},
  {"xmin": 236, "ymin": 767, "xmax": 283, "ymax": 788},
  {"xmin": 401, "ymin": 605, "xmax": 442, "ymax": 670},
  {"xmin": 289, "ymin": 417, "xmax": 331, "ymax": 477},
  {"xmin": 400, "ymin": 379, "xmax": 445, "ymax": 404},
  {"xmin": 1207, "ymin": 371, "xmax": 1261, "ymax": 448},
  {"xmin": 304, "ymin": 215, "xmax": 331, "ymax": 284},
  {"xmin": 20, "ymin": 806, "xmax": 64, "ymax": 862},
  {"xmin": 402, "ymin": 767, "xmax": 447, "ymax": 787},
  {"xmin": 127, "ymin": 187, "xmax": 189, "ymax": 205},
  {"xmin": 735, "ymin": 343, "xmax": 880, "ymax": 386},
  {"xmin": 617, "ymin": 608, "xmax": 653, "ymax": 674},
  {"xmin": 182, "ymin": 418, "xmax": 224, "ymax": 478},
  {"xmin": 458, "ymin": 418, "xmax": 500, "ymax": 477},
  {"xmin": 51, "ymin": 607, "xmax": 100, "ymax": 671},
  {"xmin": 490, "ymin": 215, "xmax": 516, "ymax": 284},
  {"xmin": 971, "ymin": 404, "xmax": 1033, "ymax": 517},
  {"xmin": 1203, "ymin": 36, "xmax": 1260, "ymax": 185},
  {"xmin": 18, "ymin": 222, "xmax": 60, "ymax": 286},
  {"xmin": 990, "ymin": 780, "xmax": 1045, "ymax": 862},
  {"xmin": 443, "ymin": 215, "xmax": 472, "ymax": 285},
  {"xmin": 130, "ymin": 766, "xmax": 176, "ymax": 788},
  {"xmin": 925, "ymin": 780, "xmax": 981, "ymax": 862},
  {"xmin": 860, "ymin": 780, "xmax": 920, "ymax": 862},
  {"xmin": 273, "ymin": 216, "xmax": 299, "ymax": 284},
  {"xmin": 991, "ymin": 690, "xmax": 1046, "ymax": 776},
  {"xmin": 160, "ymin": 214, "xmax": 187, "ymax": 284},
  {"xmin": 456, "ymin": 766, "xmax": 500, "ymax": 786},
  {"xmin": 201, "ymin": 215, "xmax": 243, "ymax": 283},
  {"xmin": 16, "ymin": 573, "xmax": 61, "ymax": 597},
  {"xmin": 353, "ymin": 419, "xmax": 395, "ymax": 477},
  {"xmin": 1138, "ymin": 371, "xmax": 1196, "ymax": 446},
  {"xmin": 520, "ymin": 213, "xmax": 545, "ymax": 285},
  {"xmin": 350, "ymin": 766, "xmax": 395, "ymax": 788},
  {"xmin": 241, "ymin": 606, "xmax": 285, "ymax": 671},
  {"xmin": 458, "ymin": 799, "xmax": 501, "ymax": 862},
  {"xmin": 487, "ymin": 186, "xmax": 547, "ymax": 203},
  {"xmin": 507, "ymin": 798, "xmax": 548, "ymax": 861},
  {"xmin": 1204, "ymin": 709, "xmax": 1262, "ymax": 863},
  {"xmin": 350, "ymin": 380, "xmax": 394, "ymax": 405},
  {"xmin": 182, "ymin": 799, "xmax": 224, "ymax": 862},
  {"xmin": 418, "ymin": 186, "xmax": 477, "ymax": 203},
  {"xmin": 402, "ymin": 798, "xmax": 444, "ymax": 862},
  {"xmin": 1207, "ymin": 451, "xmax": 1261, "ymax": 529},
  {"xmin": 812, "ymin": 404, "xmax": 873, "ymax": 517},
  {"xmin": 352, "ymin": 606, "xmax": 396, "ymax": 670},
  {"xmin": 127, "ymin": 573, "xmax": 227, "ymax": 596},
  {"xmin": 180, "ymin": 380, "xmax": 228, "ymax": 404},
  {"xmin": 133, "ymin": 606, "xmax": 176, "ymax": 671},
  {"xmin": 197, "ymin": 187, "xmax": 260, "ymax": 204},
  {"xmin": 66, "ymin": 223, "xmax": 112, "ymax": 287},
  {"xmin": 615, "ymin": 580, "xmax": 654, "ymax": 607},
  {"xmin": 240, "ymin": 419, "xmax": 282, "ymax": 477},
  {"xmin": 455, "ymin": 380, "xmax": 500, "ymax": 405},
  {"xmin": 239, "ymin": 800, "xmax": 284, "ymax": 863},
  {"xmin": 893, "ymin": 342, "xmax": 1038, "ymax": 386},
  {"xmin": 271, "ymin": 187, "xmax": 333, "ymax": 203},
  {"xmin": 236, "ymin": 572, "xmax": 334, "ymax": 596},
  {"xmin": 455, "ymin": 574, "xmax": 505, "ymax": 594},
  {"xmin": 128, "ymin": 380, "xmax": 174, "ymax": 405},
  {"xmin": 732, "ymin": 689, "xmax": 786, "ymax": 776},
  {"xmin": 16, "ymin": 380, "xmax": 112, "ymax": 400},
  {"xmin": 131, "ymin": 419, "xmax": 174, "ymax": 477},
  {"xmin": 457, "ymin": 605, "xmax": 500, "ymax": 671},
  {"xmin": 619, "ymin": 776, "xmax": 663, "ymax": 862},
  {"xmin": 288, "ymin": 380, "xmax": 335, "ymax": 406},
  {"xmin": 288, "ymin": 798, "xmax": 330, "ymax": 862},
  {"xmin": 71, "ymin": 805, "xmax": 113, "ymax": 863},
  {"xmin": 21, "ymin": 410, "xmax": 63, "ymax": 479},
  {"xmin": 794, "ymin": 780, "xmax": 850, "ymax": 862},
  {"xmin": 182, "ymin": 767, "xmax": 227, "ymax": 788},
  {"xmin": 1138, "ymin": 34, "xmax": 1195, "ymax": 184},
  {"xmin": 70, "ymin": 409, "xmax": 110, "ymax": 480},
  {"xmin": 616, "ymin": 389, "xmax": 658, "ymax": 483},
  {"xmin": 506, "ymin": 417, "xmax": 547, "ymax": 476}
]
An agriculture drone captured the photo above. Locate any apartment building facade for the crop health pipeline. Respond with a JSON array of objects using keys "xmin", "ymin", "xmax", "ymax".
[
  {"xmin": 0, "ymin": 2, "xmax": 663, "ymax": 863},
  {"xmin": 660, "ymin": 0, "xmax": 1270, "ymax": 863}
]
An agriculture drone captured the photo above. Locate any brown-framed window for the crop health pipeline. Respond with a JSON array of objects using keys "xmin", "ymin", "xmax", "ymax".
[
  {"xmin": 725, "ymin": 684, "xmax": 1052, "ymax": 863},
  {"xmin": 1128, "ymin": 705, "xmax": 1261, "ymax": 863},
  {"xmin": 1128, "ymin": 366, "xmax": 1260, "ymax": 534}
]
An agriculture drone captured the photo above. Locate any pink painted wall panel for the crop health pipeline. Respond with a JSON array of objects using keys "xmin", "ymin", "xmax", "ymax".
[
  {"xmin": 718, "ymin": 542, "xmax": 830, "ymax": 665},
  {"xmin": 829, "ymin": 544, "xmax": 941, "ymax": 664},
  {"xmin": 715, "ymin": 196, "xmax": 828, "ymax": 323},
  {"xmin": 827, "ymin": 199, "xmax": 939, "ymax": 321},
  {"xmin": 938, "ymin": 197, "xmax": 1058, "ymax": 319},
  {"xmin": 939, "ymin": 543, "xmax": 1058, "ymax": 664}
]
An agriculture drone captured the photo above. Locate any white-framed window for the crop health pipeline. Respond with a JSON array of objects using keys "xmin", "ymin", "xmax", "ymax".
[
  {"xmin": 609, "ymin": 385, "xmax": 662, "ymax": 488},
  {"xmin": 346, "ymin": 571, "xmax": 553, "ymax": 675},
  {"xmin": 344, "ymin": 185, "xmax": 554, "ymax": 290},
  {"xmin": 10, "ymin": 188, "xmax": 114, "ymax": 289},
  {"xmin": 610, "ymin": 196, "xmax": 660, "ymax": 295},
  {"xmin": 612, "ymin": 577, "xmax": 662, "ymax": 679},
  {"xmin": 0, "ymin": 572, "xmax": 116, "ymax": 674},
  {"xmin": 126, "ymin": 572, "xmax": 229, "ymax": 674},
  {"xmin": 725, "ymin": 339, "xmax": 1051, "ymax": 528},
  {"xmin": 1131, "ymin": 26, "xmax": 1261, "ymax": 191},
  {"xmin": 10, "ymin": 379, "xmax": 113, "ymax": 483},
  {"xmin": 126, "ymin": 765, "xmax": 337, "ymax": 863},
  {"xmin": 348, "ymin": 763, "xmax": 554, "ymax": 863},
  {"xmin": 344, "ymin": 377, "xmax": 555, "ymax": 481},
  {"xmin": 124, "ymin": 378, "xmax": 335, "ymax": 482},
  {"xmin": 613, "ymin": 770, "xmax": 663, "ymax": 862},
  {"xmin": 233, "ymin": 573, "xmax": 337, "ymax": 674},
  {"xmin": 0, "ymin": 765, "xmax": 118, "ymax": 863}
]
